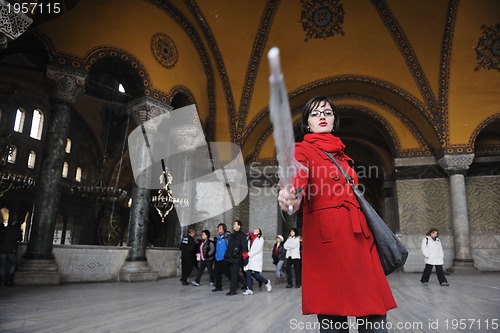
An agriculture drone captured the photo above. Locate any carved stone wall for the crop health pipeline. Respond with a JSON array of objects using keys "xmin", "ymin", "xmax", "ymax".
[
  {"xmin": 397, "ymin": 178, "xmax": 453, "ymax": 235},
  {"xmin": 16, "ymin": 244, "xmax": 180, "ymax": 283},
  {"xmin": 466, "ymin": 176, "xmax": 500, "ymax": 271},
  {"xmin": 396, "ymin": 175, "xmax": 500, "ymax": 272},
  {"xmin": 396, "ymin": 178, "xmax": 454, "ymax": 272}
]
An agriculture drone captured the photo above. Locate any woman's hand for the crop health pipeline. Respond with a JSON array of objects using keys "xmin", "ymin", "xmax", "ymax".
[{"xmin": 278, "ymin": 186, "xmax": 302, "ymax": 214}]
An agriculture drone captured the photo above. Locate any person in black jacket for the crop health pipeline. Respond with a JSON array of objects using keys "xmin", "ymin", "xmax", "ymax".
[
  {"xmin": 224, "ymin": 220, "xmax": 248, "ymax": 296},
  {"xmin": 191, "ymin": 230, "xmax": 215, "ymax": 286},
  {"xmin": 272, "ymin": 235, "xmax": 286, "ymax": 284},
  {"xmin": 179, "ymin": 228, "xmax": 196, "ymax": 285},
  {"xmin": 0, "ymin": 220, "xmax": 23, "ymax": 286}
]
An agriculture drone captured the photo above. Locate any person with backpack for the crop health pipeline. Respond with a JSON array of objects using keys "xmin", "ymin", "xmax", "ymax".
[{"xmin": 420, "ymin": 228, "xmax": 449, "ymax": 286}]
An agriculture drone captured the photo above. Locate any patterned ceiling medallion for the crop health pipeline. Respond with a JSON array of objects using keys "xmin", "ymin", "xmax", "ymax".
[
  {"xmin": 474, "ymin": 24, "xmax": 500, "ymax": 71},
  {"xmin": 151, "ymin": 33, "xmax": 178, "ymax": 69},
  {"xmin": 300, "ymin": 0, "xmax": 345, "ymax": 42}
]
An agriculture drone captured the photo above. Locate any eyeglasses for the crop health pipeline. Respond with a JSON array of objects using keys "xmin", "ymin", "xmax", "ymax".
[{"xmin": 309, "ymin": 110, "xmax": 335, "ymax": 118}]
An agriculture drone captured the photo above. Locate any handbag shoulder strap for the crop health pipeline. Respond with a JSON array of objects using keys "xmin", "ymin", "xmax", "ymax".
[{"xmin": 321, "ymin": 150, "xmax": 355, "ymax": 186}]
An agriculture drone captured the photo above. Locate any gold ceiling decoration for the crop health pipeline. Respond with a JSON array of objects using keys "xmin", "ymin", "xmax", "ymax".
[
  {"xmin": 474, "ymin": 24, "xmax": 500, "ymax": 71},
  {"xmin": 300, "ymin": 0, "xmax": 345, "ymax": 42},
  {"xmin": 151, "ymin": 32, "xmax": 178, "ymax": 69}
]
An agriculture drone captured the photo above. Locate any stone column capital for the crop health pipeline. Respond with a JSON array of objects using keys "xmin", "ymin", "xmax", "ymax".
[
  {"xmin": 438, "ymin": 154, "xmax": 475, "ymax": 176},
  {"xmin": 126, "ymin": 96, "xmax": 173, "ymax": 124},
  {"xmin": 45, "ymin": 65, "xmax": 86, "ymax": 104}
]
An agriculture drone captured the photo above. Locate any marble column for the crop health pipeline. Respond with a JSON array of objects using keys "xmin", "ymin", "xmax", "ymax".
[
  {"xmin": 438, "ymin": 154, "xmax": 476, "ymax": 270},
  {"xmin": 119, "ymin": 97, "xmax": 170, "ymax": 282},
  {"xmin": 16, "ymin": 66, "xmax": 85, "ymax": 285}
]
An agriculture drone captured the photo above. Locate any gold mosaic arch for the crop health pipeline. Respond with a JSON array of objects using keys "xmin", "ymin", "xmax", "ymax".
[
  {"xmin": 468, "ymin": 114, "xmax": 500, "ymax": 154},
  {"xmin": 241, "ymin": 75, "xmax": 439, "ymax": 162}
]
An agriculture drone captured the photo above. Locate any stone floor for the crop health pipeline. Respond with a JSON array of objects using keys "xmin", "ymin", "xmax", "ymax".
[{"xmin": 0, "ymin": 271, "xmax": 499, "ymax": 333}]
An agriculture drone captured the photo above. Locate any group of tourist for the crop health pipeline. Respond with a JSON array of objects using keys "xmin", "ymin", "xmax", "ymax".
[{"xmin": 179, "ymin": 221, "xmax": 302, "ymax": 295}]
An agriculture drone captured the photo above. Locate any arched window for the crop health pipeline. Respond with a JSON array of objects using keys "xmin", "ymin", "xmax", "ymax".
[
  {"xmin": 62, "ymin": 162, "xmax": 69, "ymax": 178},
  {"xmin": 30, "ymin": 109, "xmax": 44, "ymax": 140},
  {"xmin": 14, "ymin": 108, "xmax": 25, "ymax": 133},
  {"xmin": 65, "ymin": 138, "xmax": 72, "ymax": 153},
  {"xmin": 75, "ymin": 167, "xmax": 82, "ymax": 182},
  {"xmin": 118, "ymin": 83, "xmax": 126, "ymax": 94},
  {"xmin": 7, "ymin": 145, "xmax": 17, "ymax": 164},
  {"xmin": 28, "ymin": 151, "xmax": 36, "ymax": 169}
]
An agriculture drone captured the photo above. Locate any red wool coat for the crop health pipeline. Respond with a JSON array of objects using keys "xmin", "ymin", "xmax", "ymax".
[{"xmin": 294, "ymin": 134, "xmax": 397, "ymax": 316}]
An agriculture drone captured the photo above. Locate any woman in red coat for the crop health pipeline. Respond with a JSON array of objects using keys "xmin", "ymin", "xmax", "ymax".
[{"xmin": 278, "ymin": 96, "xmax": 396, "ymax": 333}]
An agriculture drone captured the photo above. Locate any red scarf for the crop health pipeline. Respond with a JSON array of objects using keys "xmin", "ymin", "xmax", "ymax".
[
  {"xmin": 250, "ymin": 233, "xmax": 258, "ymax": 246},
  {"xmin": 303, "ymin": 133, "xmax": 352, "ymax": 161}
]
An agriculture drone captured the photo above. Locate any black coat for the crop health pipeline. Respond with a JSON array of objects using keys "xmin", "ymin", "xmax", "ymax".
[
  {"xmin": 0, "ymin": 224, "xmax": 23, "ymax": 254},
  {"xmin": 179, "ymin": 235, "xmax": 195, "ymax": 258},
  {"xmin": 225, "ymin": 230, "xmax": 248, "ymax": 264},
  {"xmin": 272, "ymin": 243, "xmax": 286, "ymax": 264}
]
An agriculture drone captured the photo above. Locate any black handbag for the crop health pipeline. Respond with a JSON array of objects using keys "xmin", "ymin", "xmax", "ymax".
[{"xmin": 323, "ymin": 151, "xmax": 408, "ymax": 275}]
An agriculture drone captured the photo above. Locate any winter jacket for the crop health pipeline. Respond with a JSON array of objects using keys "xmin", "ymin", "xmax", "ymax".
[
  {"xmin": 179, "ymin": 235, "xmax": 195, "ymax": 259},
  {"xmin": 215, "ymin": 232, "xmax": 230, "ymax": 261},
  {"xmin": 0, "ymin": 224, "xmax": 22, "ymax": 254},
  {"xmin": 283, "ymin": 236, "xmax": 301, "ymax": 259},
  {"xmin": 272, "ymin": 242, "xmax": 286, "ymax": 264},
  {"xmin": 225, "ymin": 230, "xmax": 248, "ymax": 264},
  {"xmin": 293, "ymin": 134, "xmax": 396, "ymax": 316},
  {"xmin": 197, "ymin": 239, "xmax": 215, "ymax": 261},
  {"xmin": 421, "ymin": 236, "xmax": 444, "ymax": 265},
  {"xmin": 244, "ymin": 236, "xmax": 264, "ymax": 272}
]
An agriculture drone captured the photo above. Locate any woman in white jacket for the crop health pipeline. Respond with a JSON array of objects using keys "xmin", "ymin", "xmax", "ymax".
[
  {"xmin": 242, "ymin": 228, "xmax": 272, "ymax": 295},
  {"xmin": 420, "ymin": 228, "xmax": 449, "ymax": 286},
  {"xmin": 284, "ymin": 228, "xmax": 301, "ymax": 289}
]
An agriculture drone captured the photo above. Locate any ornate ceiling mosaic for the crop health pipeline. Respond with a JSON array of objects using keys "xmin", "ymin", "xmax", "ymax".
[
  {"xmin": 151, "ymin": 33, "xmax": 178, "ymax": 69},
  {"xmin": 474, "ymin": 24, "xmax": 500, "ymax": 71},
  {"xmin": 300, "ymin": 0, "xmax": 345, "ymax": 42}
]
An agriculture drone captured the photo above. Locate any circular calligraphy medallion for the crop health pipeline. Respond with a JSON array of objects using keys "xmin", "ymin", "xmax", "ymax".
[{"xmin": 151, "ymin": 33, "xmax": 179, "ymax": 69}]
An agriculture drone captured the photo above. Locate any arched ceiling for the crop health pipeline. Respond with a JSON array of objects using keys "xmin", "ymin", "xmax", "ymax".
[{"xmin": 3, "ymin": 0, "xmax": 499, "ymax": 174}]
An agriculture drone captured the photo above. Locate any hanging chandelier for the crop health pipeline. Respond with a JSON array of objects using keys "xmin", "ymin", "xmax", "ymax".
[{"xmin": 151, "ymin": 169, "xmax": 189, "ymax": 223}]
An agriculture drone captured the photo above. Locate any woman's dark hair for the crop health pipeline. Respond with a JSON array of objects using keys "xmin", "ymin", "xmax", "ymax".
[
  {"xmin": 217, "ymin": 223, "xmax": 227, "ymax": 232},
  {"xmin": 256, "ymin": 228, "xmax": 262, "ymax": 238},
  {"xmin": 301, "ymin": 96, "xmax": 340, "ymax": 135},
  {"xmin": 202, "ymin": 230, "xmax": 210, "ymax": 238},
  {"xmin": 426, "ymin": 228, "xmax": 439, "ymax": 237},
  {"xmin": 290, "ymin": 227, "xmax": 300, "ymax": 237}
]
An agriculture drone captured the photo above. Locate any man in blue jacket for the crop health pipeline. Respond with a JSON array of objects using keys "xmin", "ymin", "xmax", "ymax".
[{"xmin": 212, "ymin": 223, "xmax": 230, "ymax": 292}]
